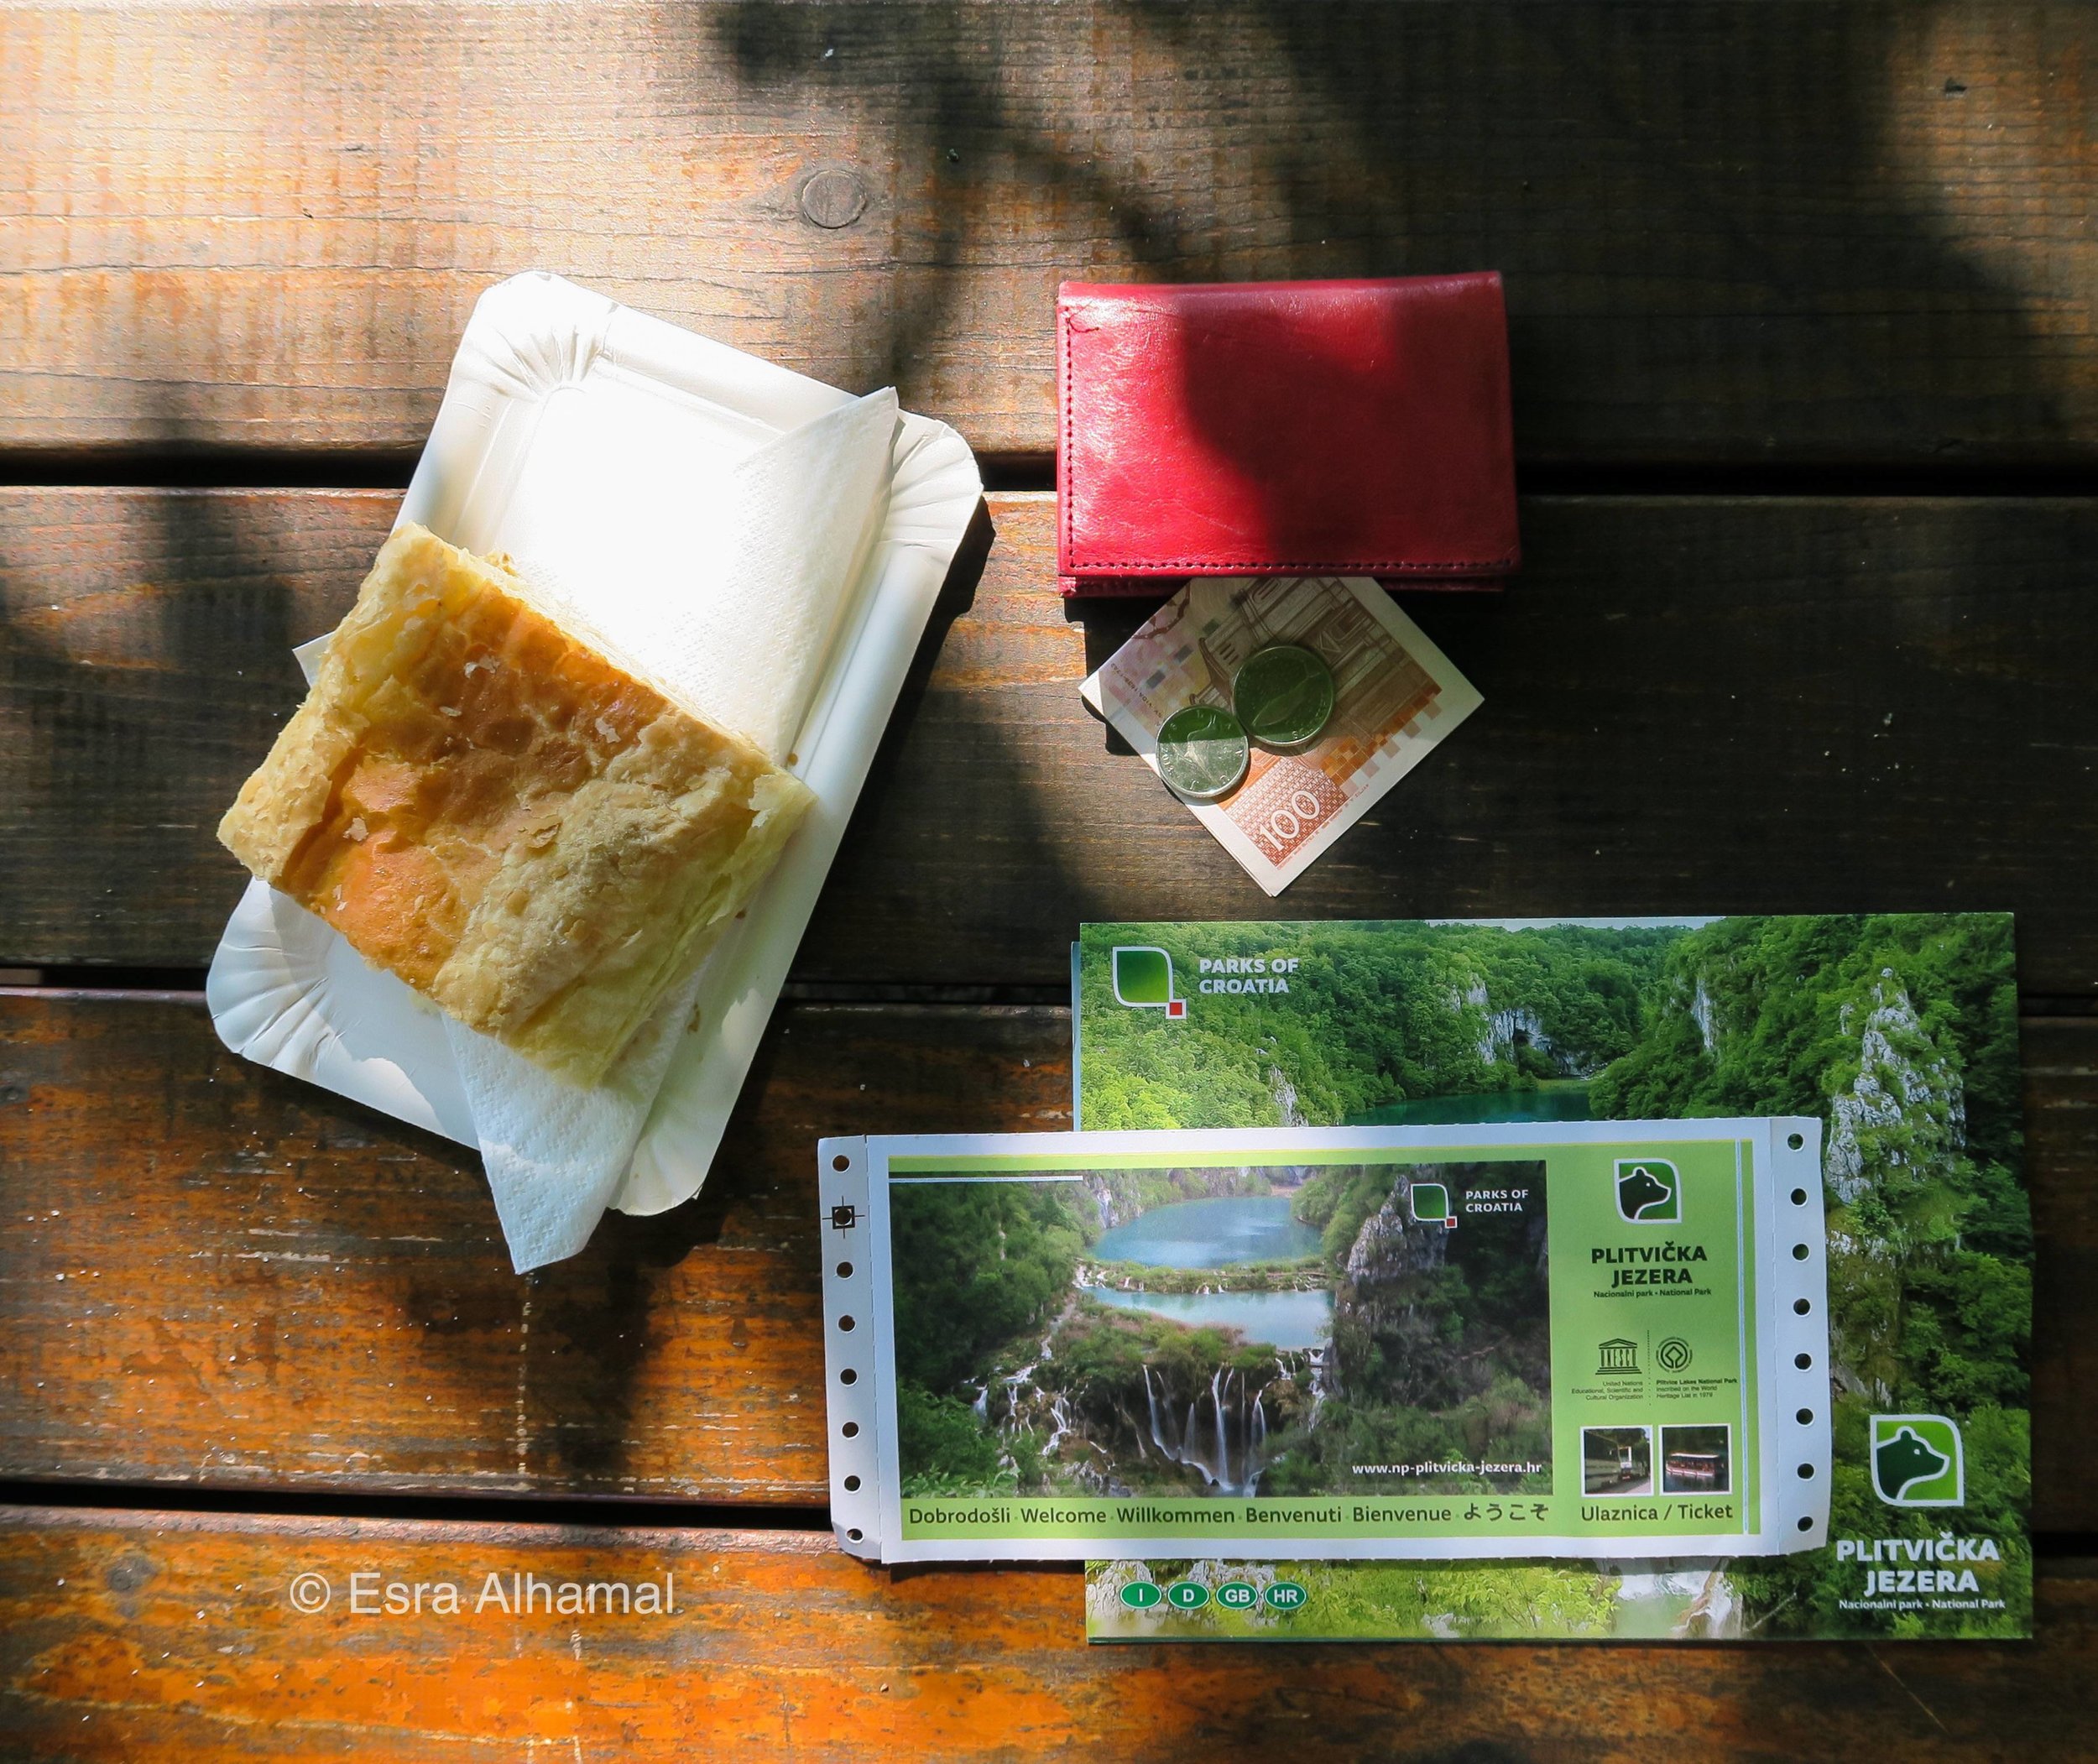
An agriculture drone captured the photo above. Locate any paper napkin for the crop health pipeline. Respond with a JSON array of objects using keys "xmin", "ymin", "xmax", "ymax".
[{"xmin": 446, "ymin": 968, "xmax": 707, "ymax": 1272}]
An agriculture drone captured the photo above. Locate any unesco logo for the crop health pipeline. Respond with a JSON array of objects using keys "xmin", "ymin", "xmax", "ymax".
[{"xmin": 1657, "ymin": 1337, "xmax": 1694, "ymax": 1372}]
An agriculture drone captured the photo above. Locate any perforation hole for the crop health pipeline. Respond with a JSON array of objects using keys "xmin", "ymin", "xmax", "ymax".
[
  {"xmin": 832, "ymin": 1153, "xmax": 850, "ymax": 1172},
  {"xmin": 844, "ymin": 1474, "xmax": 862, "ymax": 1492},
  {"xmin": 1797, "ymin": 1408, "xmax": 1814, "ymax": 1426},
  {"xmin": 1792, "ymin": 1243, "xmax": 1810, "ymax": 1260},
  {"xmin": 1798, "ymin": 1516, "xmax": 1814, "ymax": 1532},
  {"xmin": 1797, "ymin": 1463, "xmax": 1814, "ymax": 1480},
  {"xmin": 838, "ymin": 1315, "xmax": 857, "ymax": 1333},
  {"xmin": 839, "ymin": 1368, "xmax": 859, "ymax": 1386},
  {"xmin": 1790, "ymin": 1187, "xmax": 1808, "ymax": 1206},
  {"xmin": 1793, "ymin": 1297, "xmax": 1811, "ymax": 1315},
  {"xmin": 847, "ymin": 1527, "xmax": 864, "ymax": 1542},
  {"xmin": 836, "ymin": 1261, "xmax": 854, "ymax": 1279},
  {"xmin": 1794, "ymin": 1353, "xmax": 1813, "ymax": 1370},
  {"xmin": 842, "ymin": 1422, "xmax": 859, "ymax": 1438},
  {"xmin": 1787, "ymin": 1132, "xmax": 1804, "ymax": 1151}
]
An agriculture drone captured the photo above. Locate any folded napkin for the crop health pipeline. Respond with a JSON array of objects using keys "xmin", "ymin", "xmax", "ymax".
[{"xmin": 449, "ymin": 386, "xmax": 900, "ymax": 1271}]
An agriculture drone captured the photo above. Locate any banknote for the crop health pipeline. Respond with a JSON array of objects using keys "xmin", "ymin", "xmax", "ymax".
[{"xmin": 1080, "ymin": 577, "xmax": 1482, "ymax": 894}]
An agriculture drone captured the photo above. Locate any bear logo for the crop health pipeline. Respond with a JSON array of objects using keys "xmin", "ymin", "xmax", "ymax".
[
  {"xmin": 1869, "ymin": 1415, "xmax": 1965, "ymax": 1506},
  {"xmin": 1614, "ymin": 1159, "xmax": 1680, "ymax": 1224},
  {"xmin": 1875, "ymin": 1427, "xmax": 1949, "ymax": 1499}
]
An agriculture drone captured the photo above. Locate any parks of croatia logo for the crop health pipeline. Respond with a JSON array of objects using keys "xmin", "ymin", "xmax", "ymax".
[{"xmin": 1111, "ymin": 946, "xmax": 1185, "ymax": 1018}]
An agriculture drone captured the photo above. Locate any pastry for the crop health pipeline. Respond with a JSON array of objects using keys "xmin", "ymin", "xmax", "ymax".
[{"xmin": 218, "ymin": 523, "xmax": 814, "ymax": 1086}]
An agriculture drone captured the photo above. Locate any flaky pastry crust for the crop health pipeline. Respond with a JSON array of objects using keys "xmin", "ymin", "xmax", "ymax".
[{"xmin": 219, "ymin": 524, "xmax": 814, "ymax": 1086}]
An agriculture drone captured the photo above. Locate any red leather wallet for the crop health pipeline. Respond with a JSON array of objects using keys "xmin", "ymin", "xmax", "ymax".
[{"xmin": 1057, "ymin": 274, "xmax": 1518, "ymax": 594}]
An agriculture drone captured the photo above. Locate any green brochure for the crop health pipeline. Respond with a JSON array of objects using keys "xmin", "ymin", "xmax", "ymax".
[{"xmin": 1071, "ymin": 916, "xmax": 2031, "ymax": 1641}]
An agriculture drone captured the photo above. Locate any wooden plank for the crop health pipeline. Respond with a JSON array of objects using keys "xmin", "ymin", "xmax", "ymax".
[
  {"xmin": 0, "ymin": 990, "xmax": 1085, "ymax": 1501},
  {"xmin": 0, "ymin": 488, "xmax": 398, "ymax": 967},
  {"xmin": 2028, "ymin": 1015, "xmax": 2098, "ymax": 1530},
  {"xmin": 0, "ymin": 1510, "xmax": 2091, "ymax": 1761},
  {"xmin": 7, "ymin": 488, "xmax": 2098, "ymax": 995},
  {"xmin": 0, "ymin": 991, "xmax": 1070, "ymax": 1503},
  {"xmin": 2, "ymin": 994, "xmax": 2087, "ymax": 1531},
  {"xmin": 3, "ymin": 3, "xmax": 2095, "ymax": 463}
]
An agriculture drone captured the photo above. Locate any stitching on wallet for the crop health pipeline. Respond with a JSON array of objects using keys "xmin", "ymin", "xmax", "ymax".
[
  {"xmin": 1067, "ymin": 553, "xmax": 1521, "ymax": 572},
  {"xmin": 1059, "ymin": 307, "xmax": 1077, "ymax": 562}
]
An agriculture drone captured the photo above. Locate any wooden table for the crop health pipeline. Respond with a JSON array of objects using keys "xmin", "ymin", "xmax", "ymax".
[{"xmin": 3, "ymin": 4, "xmax": 2095, "ymax": 1756}]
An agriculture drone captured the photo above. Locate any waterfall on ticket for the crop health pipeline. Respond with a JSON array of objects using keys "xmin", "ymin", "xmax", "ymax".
[{"xmin": 1140, "ymin": 1363, "xmax": 1271, "ymax": 1496}]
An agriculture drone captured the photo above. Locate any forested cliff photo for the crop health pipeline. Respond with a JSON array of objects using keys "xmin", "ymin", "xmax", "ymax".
[{"xmin": 906, "ymin": 915, "xmax": 2028, "ymax": 1638}]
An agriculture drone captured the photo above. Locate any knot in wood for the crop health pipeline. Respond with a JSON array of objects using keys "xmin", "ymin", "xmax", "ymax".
[{"xmin": 799, "ymin": 169, "xmax": 869, "ymax": 230}]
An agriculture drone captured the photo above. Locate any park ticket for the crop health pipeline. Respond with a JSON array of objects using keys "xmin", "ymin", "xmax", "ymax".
[
  {"xmin": 819, "ymin": 1121, "xmax": 1830, "ymax": 1563},
  {"xmin": 1079, "ymin": 577, "xmax": 1480, "ymax": 895}
]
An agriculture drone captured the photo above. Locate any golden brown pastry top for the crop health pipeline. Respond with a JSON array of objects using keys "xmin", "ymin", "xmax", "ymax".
[{"xmin": 218, "ymin": 524, "xmax": 814, "ymax": 1086}]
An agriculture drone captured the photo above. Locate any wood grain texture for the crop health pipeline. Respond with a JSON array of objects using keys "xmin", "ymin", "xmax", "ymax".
[
  {"xmin": 0, "ymin": 1509, "xmax": 2092, "ymax": 1761},
  {"xmin": 0, "ymin": 991, "xmax": 1070, "ymax": 1503},
  {"xmin": 2, "ymin": 993, "xmax": 2085, "ymax": 1530},
  {"xmin": 3, "ymin": 3, "xmax": 2095, "ymax": 462},
  {"xmin": 2028, "ymin": 1015, "xmax": 2098, "ymax": 1530},
  {"xmin": 7, "ymin": 488, "xmax": 2098, "ymax": 994}
]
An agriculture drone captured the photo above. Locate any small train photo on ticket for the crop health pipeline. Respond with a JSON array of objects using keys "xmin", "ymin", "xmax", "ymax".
[{"xmin": 819, "ymin": 1122, "xmax": 1829, "ymax": 1563}]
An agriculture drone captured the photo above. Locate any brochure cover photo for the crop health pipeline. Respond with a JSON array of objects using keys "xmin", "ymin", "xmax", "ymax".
[{"xmin": 1072, "ymin": 914, "xmax": 2031, "ymax": 1641}]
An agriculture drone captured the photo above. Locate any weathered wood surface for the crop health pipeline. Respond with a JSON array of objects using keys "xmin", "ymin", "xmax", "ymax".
[
  {"xmin": 0, "ymin": 991, "xmax": 1067, "ymax": 1503},
  {"xmin": 3, "ymin": 3, "xmax": 2095, "ymax": 463},
  {"xmin": 6, "ymin": 488, "xmax": 2098, "ymax": 993},
  {"xmin": 3, "ymin": 992, "xmax": 2088, "ymax": 1530},
  {"xmin": 0, "ymin": 1509, "xmax": 2090, "ymax": 1761}
]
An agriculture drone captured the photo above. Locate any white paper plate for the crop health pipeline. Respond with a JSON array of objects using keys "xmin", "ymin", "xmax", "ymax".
[{"xmin": 206, "ymin": 272, "xmax": 981, "ymax": 1216}]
